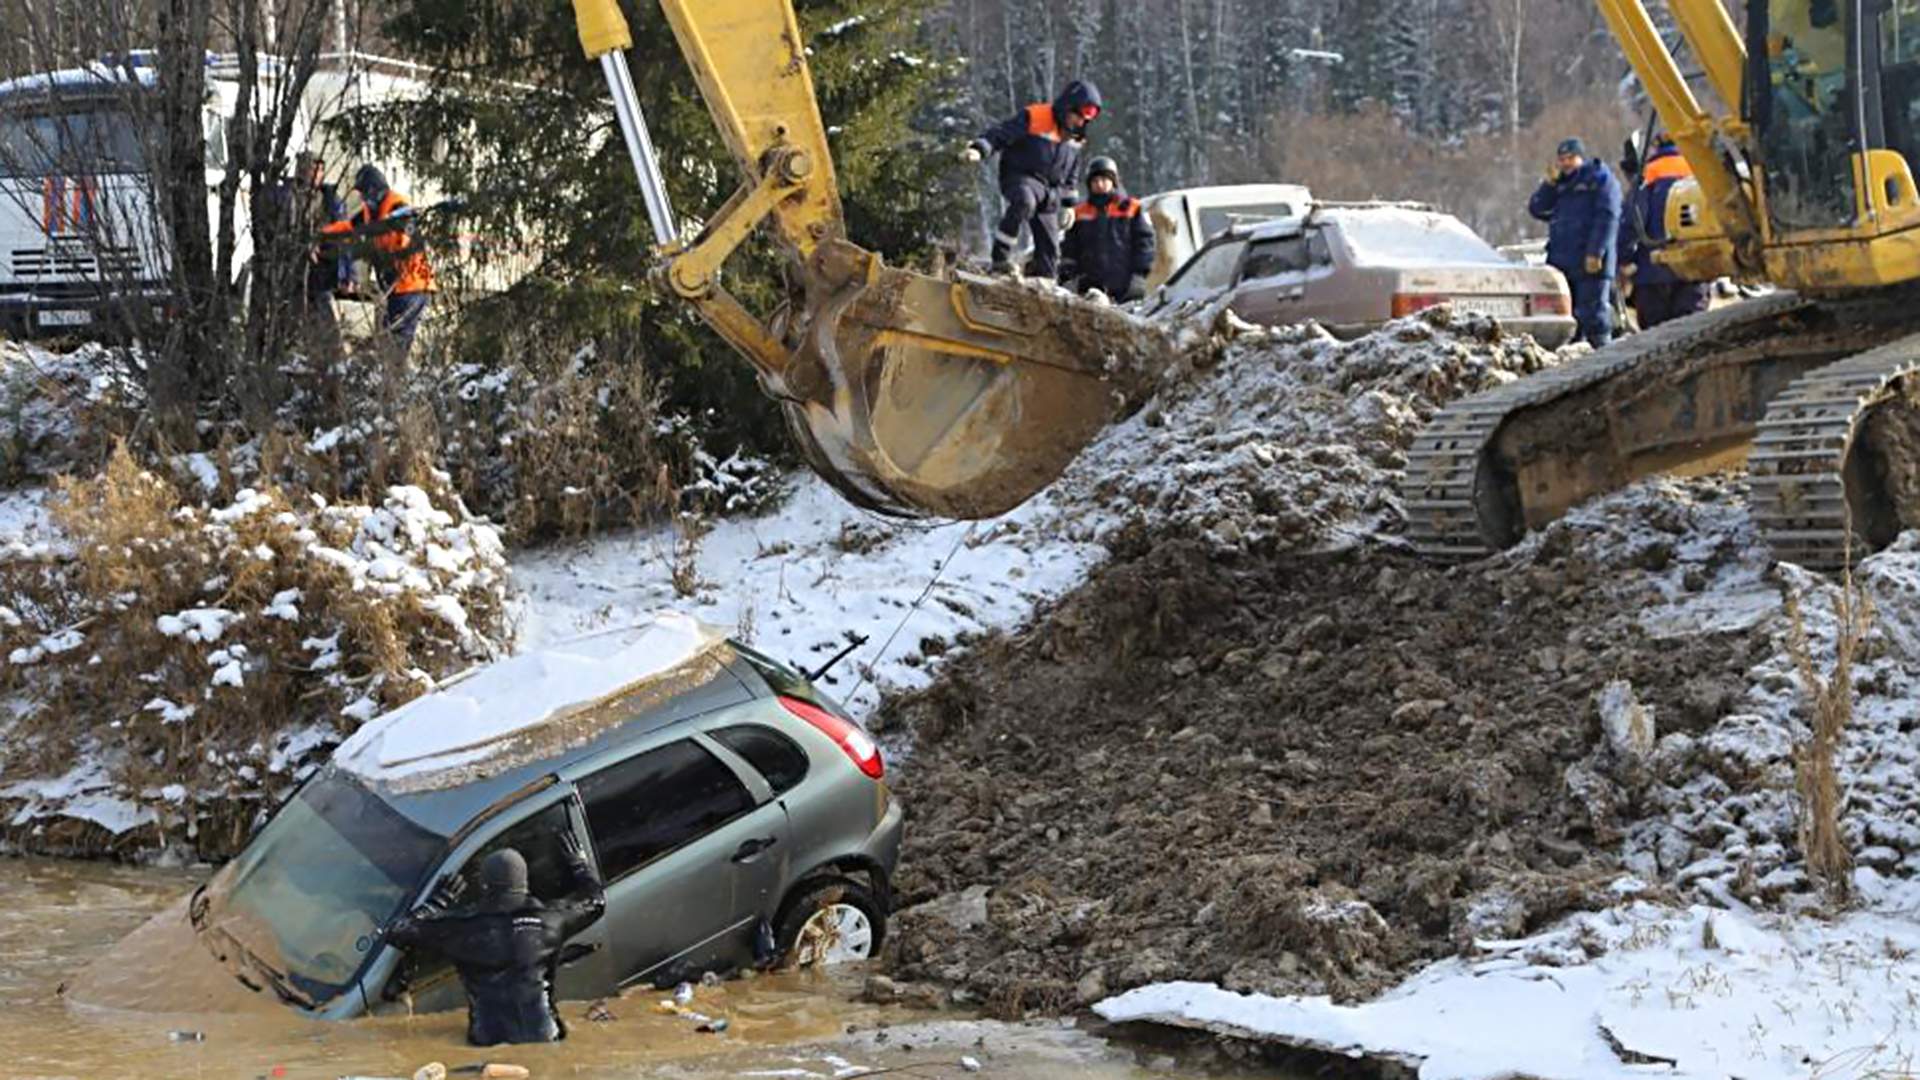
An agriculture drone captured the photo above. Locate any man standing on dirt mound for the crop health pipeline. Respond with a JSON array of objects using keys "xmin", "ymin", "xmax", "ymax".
[
  {"xmin": 1528, "ymin": 136, "xmax": 1621, "ymax": 348},
  {"xmin": 1059, "ymin": 155, "xmax": 1155, "ymax": 302},
  {"xmin": 962, "ymin": 79, "xmax": 1103, "ymax": 278}
]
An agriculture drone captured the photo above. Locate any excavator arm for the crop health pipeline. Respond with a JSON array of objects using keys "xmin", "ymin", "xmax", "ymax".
[
  {"xmin": 569, "ymin": 0, "xmax": 1173, "ymax": 520},
  {"xmin": 1594, "ymin": 0, "xmax": 1761, "ymax": 278}
]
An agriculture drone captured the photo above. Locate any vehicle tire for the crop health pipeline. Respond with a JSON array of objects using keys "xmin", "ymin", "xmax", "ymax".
[{"xmin": 774, "ymin": 876, "xmax": 885, "ymax": 967}]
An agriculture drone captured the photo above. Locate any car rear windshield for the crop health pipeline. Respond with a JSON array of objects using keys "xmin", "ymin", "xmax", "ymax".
[
  {"xmin": 1330, "ymin": 210, "xmax": 1505, "ymax": 268},
  {"xmin": 1197, "ymin": 203, "xmax": 1297, "ymax": 239},
  {"xmin": 204, "ymin": 767, "xmax": 444, "ymax": 1005}
]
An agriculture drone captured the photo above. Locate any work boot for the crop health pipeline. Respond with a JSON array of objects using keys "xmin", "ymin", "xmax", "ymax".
[{"xmin": 989, "ymin": 260, "xmax": 1017, "ymax": 277}]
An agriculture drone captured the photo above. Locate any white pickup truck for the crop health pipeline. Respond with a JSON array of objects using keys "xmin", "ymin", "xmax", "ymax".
[
  {"xmin": 1138, "ymin": 183, "xmax": 1316, "ymax": 289},
  {"xmin": 0, "ymin": 50, "xmax": 494, "ymax": 337}
]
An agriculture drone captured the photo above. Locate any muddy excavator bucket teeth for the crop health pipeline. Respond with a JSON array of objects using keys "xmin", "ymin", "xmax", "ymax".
[{"xmin": 783, "ymin": 268, "xmax": 1174, "ymax": 520}]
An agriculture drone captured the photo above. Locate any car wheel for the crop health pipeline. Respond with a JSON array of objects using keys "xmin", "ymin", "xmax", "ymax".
[{"xmin": 775, "ymin": 876, "xmax": 885, "ymax": 967}]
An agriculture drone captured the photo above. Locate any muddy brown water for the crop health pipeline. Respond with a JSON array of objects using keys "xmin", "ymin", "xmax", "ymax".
[{"xmin": 0, "ymin": 856, "xmax": 1287, "ymax": 1080}]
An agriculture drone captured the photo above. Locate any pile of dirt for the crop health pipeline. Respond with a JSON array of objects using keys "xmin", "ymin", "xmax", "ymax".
[
  {"xmin": 1029, "ymin": 306, "xmax": 1559, "ymax": 553},
  {"xmin": 873, "ymin": 310, "xmax": 1809, "ymax": 1018},
  {"xmin": 879, "ymin": 502, "xmax": 1767, "ymax": 1016}
]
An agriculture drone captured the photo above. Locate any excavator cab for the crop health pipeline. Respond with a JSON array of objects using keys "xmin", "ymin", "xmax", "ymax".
[
  {"xmin": 568, "ymin": 0, "xmax": 1171, "ymax": 521},
  {"xmin": 1406, "ymin": 0, "xmax": 1920, "ymax": 568}
]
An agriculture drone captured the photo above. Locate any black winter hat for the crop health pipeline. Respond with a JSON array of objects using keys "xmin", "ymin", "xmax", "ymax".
[
  {"xmin": 477, "ymin": 848, "xmax": 530, "ymax": 910},
  {"xmin": 1087, "ymin": 156, "xmax": 1120, "ymax": 184}
]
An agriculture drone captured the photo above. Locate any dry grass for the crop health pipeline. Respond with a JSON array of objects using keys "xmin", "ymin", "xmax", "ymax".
[
  {"xmin": 0, "ymin": 443, "xmax": 511, "ymax": 856},
  {"xmin": 1783, "ymin": 576, "xmax": 1874, "ymax": 904}
]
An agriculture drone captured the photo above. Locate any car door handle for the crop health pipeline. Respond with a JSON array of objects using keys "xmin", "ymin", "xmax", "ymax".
[{"xmin": 732, "ymin": 836, "xmax": 778, "ymax": 863}]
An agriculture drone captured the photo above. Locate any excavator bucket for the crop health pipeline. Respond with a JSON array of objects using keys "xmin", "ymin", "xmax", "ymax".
[
  {"xmin": 573, "ymin": 0, "xmax": 1173, "ymax": 521},
  {"xmin": 782, "ymin": 264, "xmax": 1173, "ymax": 519}
]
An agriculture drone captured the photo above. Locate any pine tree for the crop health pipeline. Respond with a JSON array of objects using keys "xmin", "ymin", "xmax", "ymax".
[{"xmin": 354, "ymin": 0, "xmax": 958, "ymax": 461}]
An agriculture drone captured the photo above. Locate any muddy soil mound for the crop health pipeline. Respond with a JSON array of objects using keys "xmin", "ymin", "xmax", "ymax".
[{"xmin": 880, "ymin": 512, "xmax": 1765, "ymax": 1016}]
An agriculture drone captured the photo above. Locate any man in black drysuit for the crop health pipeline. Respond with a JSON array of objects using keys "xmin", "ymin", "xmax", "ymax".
[
  {"xmin": 1058, "ymin": 155, "xmax": 1155, "ymax": 302},
  {"xmin": 385, "ymin": 835, "xmax": 605, "ymax": 1045},
  {"xmin": 962, "ymin": 79, "xmax": 1104, "ymax": 277}
]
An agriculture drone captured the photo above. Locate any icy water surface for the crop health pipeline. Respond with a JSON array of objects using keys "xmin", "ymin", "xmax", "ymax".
[{"xmin": 0, "ymin": 857, "xmax": 1284, "ymax": 1080}]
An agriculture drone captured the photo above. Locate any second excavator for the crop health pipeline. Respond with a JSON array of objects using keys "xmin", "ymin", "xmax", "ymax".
[
  {"xmin": 1408, "ymin": 0, "xmax": 1920, "ymax": 570},
  {"xmin": 566, "ymin": 0, "xmax": 1172, "ymax": 523}
]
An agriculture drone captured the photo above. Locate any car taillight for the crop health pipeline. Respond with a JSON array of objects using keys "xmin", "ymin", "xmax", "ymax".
[
  {"xmin": 779, "ymin": 695, "xmax": 883, "ymax": 780},
  {"xmin": 1390, "ymin": 293, "xmax": 1444, "ymax": 318},
  {"xmin": 1530, "ymin": 292, "xmax": 1571, "ymax": 315}
]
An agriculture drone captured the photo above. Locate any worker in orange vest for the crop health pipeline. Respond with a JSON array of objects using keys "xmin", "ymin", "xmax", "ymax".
[{"xmin": 322, "ymin": 165, "xmax": 436, "ymax": 356}]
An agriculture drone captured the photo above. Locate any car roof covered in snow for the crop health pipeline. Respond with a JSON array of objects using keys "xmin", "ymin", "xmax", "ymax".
[
  {"xmin": 0, "ymin": 63, "xmax": 160, "ymax": 103},
  {"xmin": 1235, "ymin": 203, "xmax": 1507, "ymax": 268},
  {"xmin": 335, "ymin": 615, "xmax": 764, "ymax": 835}
]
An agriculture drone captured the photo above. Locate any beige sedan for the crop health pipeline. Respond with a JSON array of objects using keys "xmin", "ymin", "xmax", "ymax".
[{"xmin": 1149, "ymin": 204, "xmax": 1576, "ymax": 348}]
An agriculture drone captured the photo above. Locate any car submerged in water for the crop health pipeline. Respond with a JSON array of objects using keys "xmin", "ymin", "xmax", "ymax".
[{"xmin": 109, "ymin": 616, "xmax": 901, "ymax": 1020}]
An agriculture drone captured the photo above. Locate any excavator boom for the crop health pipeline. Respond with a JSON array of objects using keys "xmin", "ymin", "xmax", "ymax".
[{"xmin": 569, "ymin": 0, "xmax": 1172, "ymax": 521}]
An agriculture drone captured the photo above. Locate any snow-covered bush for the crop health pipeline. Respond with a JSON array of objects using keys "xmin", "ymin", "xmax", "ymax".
[{"xmin": 0, "ymin": 446, "xmax": 510, "ymax": 855}]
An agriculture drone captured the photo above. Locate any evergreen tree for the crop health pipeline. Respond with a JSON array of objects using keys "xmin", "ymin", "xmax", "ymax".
[{"xmin": 351, "ymin": 0, "xmax": 958, "ymax": 463}]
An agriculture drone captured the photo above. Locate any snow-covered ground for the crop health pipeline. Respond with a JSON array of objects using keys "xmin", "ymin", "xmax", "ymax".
[
  {"xmin": 1099, "ymin": 900, "xmax": 1920, "ymax": 1079},
  {"xmin": 513, "ymin": 476, "xmax": 1106, "ymax": 721}
]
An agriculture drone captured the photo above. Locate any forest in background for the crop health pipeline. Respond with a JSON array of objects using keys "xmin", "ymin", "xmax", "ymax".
[{"xmin": 928, "ymin": 0, "xmax": 1656, "ymax": 247}]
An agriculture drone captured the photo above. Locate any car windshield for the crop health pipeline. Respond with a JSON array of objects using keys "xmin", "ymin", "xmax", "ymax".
[
  {"xmin": 1162, "ymin": 238, "xmax": 1247, "ymax": 303},
  {"xmin": 201, "ymin": 766, "xmax": 445, "ymax": 1006},
  {"xmin": 0, "ymin": 102, "xmax": 148, "ymax": 177},
  {"xmin": 1330, "ymin": 210, "xmax": 1504, "ymax": 268}
]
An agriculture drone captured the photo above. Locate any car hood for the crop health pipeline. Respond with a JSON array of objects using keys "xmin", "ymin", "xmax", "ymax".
[{"xmin": 64, "ymin": 892, "xmax": 289, "ymax": 1016}]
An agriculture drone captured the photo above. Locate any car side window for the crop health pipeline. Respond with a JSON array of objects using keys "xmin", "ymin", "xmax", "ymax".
[
  {"xmin": 1242, "ymin": 235, "xmax": 1310, "ymax": 280},
  {"xmin": 462, "ymin": 801, "xmax": 577, "ymax": 901},
  {"xmin": 579, "ymin": 740, "xmax": 756, "ymax": 880},
  {"xmin": 1307, "ymin": 228, "xmax": 1334, "ymax": 267},
  {"xmin": 713, "ymin": 724, "xmax": 809, "ymax": 796}
]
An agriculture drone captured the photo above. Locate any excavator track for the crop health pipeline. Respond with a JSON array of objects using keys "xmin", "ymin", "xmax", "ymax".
[
  {"xmin": 1750, "ymin": 338, "xmax": 1920, "ymax": 568},
  {"xmin": 1405, "ymin": 285, "xmax": 1920, "ymax": 566}
]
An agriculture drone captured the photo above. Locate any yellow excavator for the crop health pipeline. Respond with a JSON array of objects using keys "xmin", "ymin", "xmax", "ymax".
[
  {"xmin": 1408, "ymin": 0, "xmax": 1920, "ymax": 569},
  {"xmin": 565, "ymin": 0, "xmax": 1171, "ymax": 521}
]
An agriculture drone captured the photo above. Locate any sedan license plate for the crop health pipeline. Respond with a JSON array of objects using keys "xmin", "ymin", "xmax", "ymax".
[
  {"xmin": 1450, "ymin": 296, "xmax": 1527, "ymax": 319},
  {"xmin": 36, "ymin": 308, "xmax": 92, "ymax": 328}
]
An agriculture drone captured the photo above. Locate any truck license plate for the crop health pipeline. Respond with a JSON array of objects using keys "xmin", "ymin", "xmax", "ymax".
[
  {"xmin": 1450, "ymin": 296, "xmax": 1526, "ymax": 318},
  {"xmin": 37, "ymin": 309, "xmax": 92, "ymax": 328}
]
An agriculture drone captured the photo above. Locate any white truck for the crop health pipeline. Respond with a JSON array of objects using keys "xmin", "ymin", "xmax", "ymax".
[
  {"xmin": 1139, "ymin": 183, "xmax": 1316, "ymax": 289},
  {"xmin": 0, "ymin": 50, "xmax": 502, "ymax": 337}
]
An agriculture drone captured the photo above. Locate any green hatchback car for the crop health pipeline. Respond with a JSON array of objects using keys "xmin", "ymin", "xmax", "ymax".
[{"xmin": 182, "ymin": 617, "xmax": 902, "ymax": 1019}]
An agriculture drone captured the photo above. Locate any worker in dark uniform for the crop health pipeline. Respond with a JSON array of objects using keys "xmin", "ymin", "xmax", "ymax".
[
  {"xmin": 384, "ymin": 834, "xmax": 605, "ymax": 1045},
  {"xmin": 1058, "ymin": 156, "xmax": 1155, "ymax": 302},
  {"xmin": 962, "ymin": 79, "xmax": 1103, "ymax": 277},
  {"xmin": 1617, "ymin": 134, "xmax": 1713, "ymax": 329}
]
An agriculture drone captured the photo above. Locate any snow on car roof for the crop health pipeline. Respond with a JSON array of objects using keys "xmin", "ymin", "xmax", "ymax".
[
  {"xmin": 1235, "ymin": 205, "xmax": 1505, "ymax": 269},
  {"xmin": 0, "ymin": 64, "xmax": 159, "ymax": 102},
  {"xmin": 1318, "ymin": 206, "xmax": 1505, "ymax": 268},
  {"xmin": 334, "ymin": 613, "xmax": 731, "ymax": 790}
]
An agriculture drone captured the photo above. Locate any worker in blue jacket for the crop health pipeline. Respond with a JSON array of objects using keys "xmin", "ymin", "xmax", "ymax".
[
  {"xmin": 962, "ymin": 79, "xmax": 1104, "ymax": 278},
  {"xmin": 1617, "ymin": 135, "xmax": 1712, "ymax": 329},
  {"xmin": 1058, "ymin": 156, "xmax": 1155, "ymax": 302},
  {"xmin": 1528, "ymin": 137, "xmax": 1622, "ymax": 347}
]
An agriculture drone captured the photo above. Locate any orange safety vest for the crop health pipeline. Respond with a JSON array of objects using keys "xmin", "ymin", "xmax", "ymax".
[
  {"xmin": 1640, "ymin": 151, "xmax": 1692, "ymax": 184},
  {"xmin": 1073, "ymin": 196, "xmax": 1141, "ymax": 223},
  {"xmin": 323, "ymin": 188, "xmax": 435, "ymax": 295},
  {"xmin": 1024, "ymin": 103, "xmax": 1063, "ymax": 142}
]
